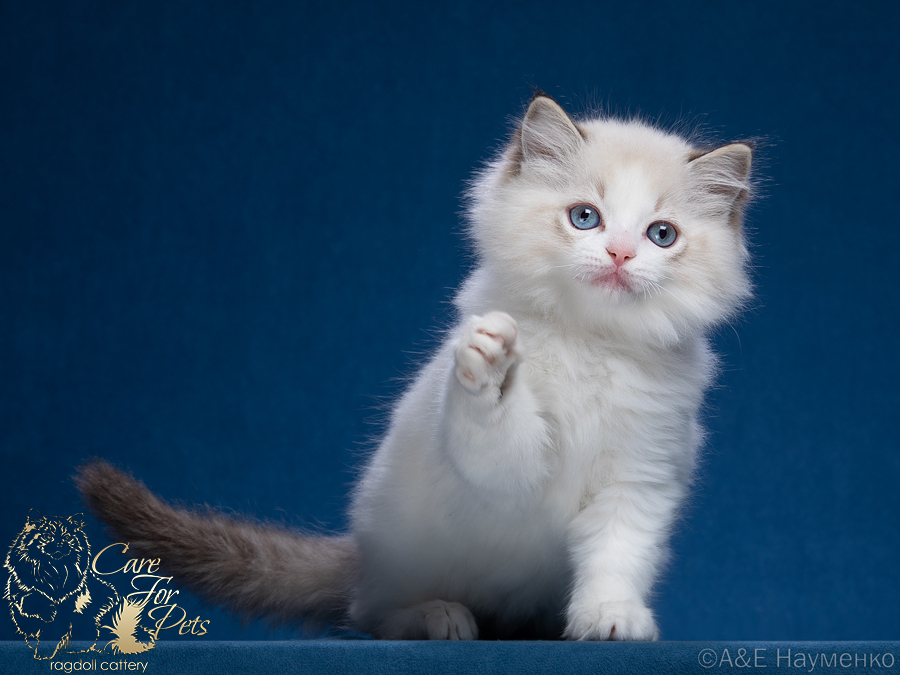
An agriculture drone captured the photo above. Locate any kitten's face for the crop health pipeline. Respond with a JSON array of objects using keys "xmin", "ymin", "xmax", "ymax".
[{"xmin": 469, "ymin": 96, "xmax": 752, "ymax": 342}]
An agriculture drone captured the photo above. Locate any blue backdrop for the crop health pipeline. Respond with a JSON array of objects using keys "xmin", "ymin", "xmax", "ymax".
[{"xmin": 1, "ymin": 0, "xmax": 897, "ymax": 642}]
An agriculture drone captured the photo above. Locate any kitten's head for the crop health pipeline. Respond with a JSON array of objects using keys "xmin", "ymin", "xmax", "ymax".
[{"xmin": 466, "ymin": 93, "xmax": 753, "ymax": 343}]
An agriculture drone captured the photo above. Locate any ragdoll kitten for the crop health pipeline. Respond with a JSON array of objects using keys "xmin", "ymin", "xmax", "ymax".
[{"xmin": 77, "ymin": 92, "xmax": 753, "ymax": 641}]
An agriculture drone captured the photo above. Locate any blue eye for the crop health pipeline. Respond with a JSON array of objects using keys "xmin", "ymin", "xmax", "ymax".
[
  {"xmin": 647, "ymin": 221, "xmax": 677, "ymax": 247},
  {"xmin": 569, "ymin": 204, "xmax": 601, "ymax": 230}
]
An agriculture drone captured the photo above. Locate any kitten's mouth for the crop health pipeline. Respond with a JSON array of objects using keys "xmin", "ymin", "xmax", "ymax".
[{"xmin": 585, "ymin": 269, "xmax": 633, "ymax": 292}]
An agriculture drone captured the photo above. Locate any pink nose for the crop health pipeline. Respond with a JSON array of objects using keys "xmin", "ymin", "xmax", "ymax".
[{"xmin": 606, "ymin": 243, "xmax": 635, "ymax": 268}]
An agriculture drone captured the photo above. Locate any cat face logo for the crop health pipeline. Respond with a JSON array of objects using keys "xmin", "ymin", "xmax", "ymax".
[{"xmin": 4, "ymin": 510, "xmax": 156, "ymax": 660}]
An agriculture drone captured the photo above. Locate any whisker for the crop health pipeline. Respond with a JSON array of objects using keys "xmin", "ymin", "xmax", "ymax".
[{"xmin": 653, "ymin": 283, "xmax": 696, "ymax": 316}]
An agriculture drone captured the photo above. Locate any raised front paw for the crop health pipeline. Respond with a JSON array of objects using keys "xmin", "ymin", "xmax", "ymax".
[
  {"xmin": 565, "ymin": 600, "xmax": 659, "ymax": 641},
  {"xmin": 454, "ymin": 312, "xmax": 518, "ymax": 395}
]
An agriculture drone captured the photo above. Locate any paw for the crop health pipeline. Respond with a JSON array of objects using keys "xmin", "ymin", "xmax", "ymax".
[
  {"xmin": 420, "ymin": 600, "xmax": 478, "ymax": 640},
  {"xmin": 454, "ymin": 312, "xmax": 518, "ymax": 395},
  {"xmin": 565, "ymin": 600, "xmax": 659, "ymax": 641},
  {"xmin": 381, "ymin": 600, "xmax": 479, "ymax": 640}
]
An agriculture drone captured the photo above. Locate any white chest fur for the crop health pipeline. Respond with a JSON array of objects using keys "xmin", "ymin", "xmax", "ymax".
[
  {"xmin": 523, "ymin": 320, "xmax": 711, "ymax": 501},
  {"xmin": 350, "ymin": 308, "xmax": 713, "ymax": 635}
]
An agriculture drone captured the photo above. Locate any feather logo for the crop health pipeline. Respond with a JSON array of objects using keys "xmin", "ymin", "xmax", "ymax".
[{"xmin": 104, "ymin": 598, "xmax": 156, "ymax": 654}]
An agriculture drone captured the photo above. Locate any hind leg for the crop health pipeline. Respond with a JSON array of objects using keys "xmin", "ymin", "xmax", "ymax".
[{"xmin": 378, "ymin": 600, "xmax": 478, "ymax": 640}]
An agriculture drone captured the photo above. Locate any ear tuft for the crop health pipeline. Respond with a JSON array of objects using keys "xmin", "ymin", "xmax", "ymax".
[
  {"xmin": 688, "ymin": 142, "xmax": 753, "ymax": 223},
  {"xmin": 519, "ymin": 94, "xmax": 584, "ymax": 165}
]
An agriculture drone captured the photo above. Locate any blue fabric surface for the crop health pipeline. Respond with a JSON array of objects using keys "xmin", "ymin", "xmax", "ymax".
[{"xmin": 2, "ymin": 641, "xmax": 900, "ymax": 675}]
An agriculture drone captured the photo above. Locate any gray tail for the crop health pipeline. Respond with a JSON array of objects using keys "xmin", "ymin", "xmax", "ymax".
[{"xmin": 75, "ymin": 460, "xmax": 358, "ymax": 626}]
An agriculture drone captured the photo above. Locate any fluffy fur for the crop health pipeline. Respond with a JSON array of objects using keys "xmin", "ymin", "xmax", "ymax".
[{"xmin": 77, "ymin": 93, "xmax": 753, "ymax": 641}]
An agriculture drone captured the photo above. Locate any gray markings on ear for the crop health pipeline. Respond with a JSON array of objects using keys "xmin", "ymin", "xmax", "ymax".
[
  {"xmin": 688, "ymin": 142, "xmax": 753, "ymax": 225},
  {"xmin": 519, "ymin": 93, "xmax": 585, "ymax": 165}
]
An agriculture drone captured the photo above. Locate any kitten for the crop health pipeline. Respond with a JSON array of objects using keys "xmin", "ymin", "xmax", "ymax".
[{"xmin": 77, "ymin": 92, "xmax": 753, "ymax": 641}]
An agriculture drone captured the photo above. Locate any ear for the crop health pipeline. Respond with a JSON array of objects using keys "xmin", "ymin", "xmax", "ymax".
[
  {"xmin": 68, "ymin": 513, "xmax": 85, "ymax": 529},
  {"xmin": 688, "ymin": 143, "xmax": 753, "ymax": 223},
  {"xmin": 27, "ymin": 508, "xmax": 43, "ymax": 525},
  {"xmin": 519, "ymin": 93, "xmax": 585, "ymax": 164}
]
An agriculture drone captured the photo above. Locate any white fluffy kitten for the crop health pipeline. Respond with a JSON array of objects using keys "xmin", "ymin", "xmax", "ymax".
[{"xmin": 78, "ymin": 93, "xmax": 753, "ymax": 641}]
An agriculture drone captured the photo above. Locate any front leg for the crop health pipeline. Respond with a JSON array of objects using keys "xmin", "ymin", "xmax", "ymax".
[
  {"xmin": 440, "ymin": 312, "xmax": 551, "ymax": 494},
  {"xmin": 565, "ymin": 483, "xmax": 683, "ymax": 641}
]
